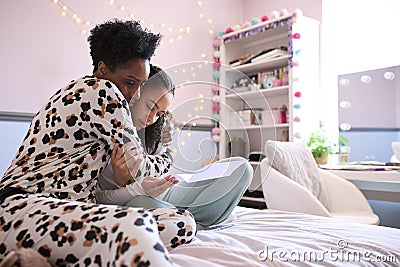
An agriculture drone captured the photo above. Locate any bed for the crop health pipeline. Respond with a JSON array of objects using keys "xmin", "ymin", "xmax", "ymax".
[
  {"xmin": 1, "ymin": 112, "xmax": 399, "ymax": 266},
  {"xmin": 169, "ymin": 206, "xmax": 400, "ymax": 266}
]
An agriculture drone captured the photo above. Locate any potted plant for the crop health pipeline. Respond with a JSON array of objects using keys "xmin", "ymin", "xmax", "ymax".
[
  {"xmin": 338, "ymin": 135, "xmax": 350, "ymax": 164},
  {"xmin": 306, "ymin": 130, "xmax": 336, "ymax": 165}
]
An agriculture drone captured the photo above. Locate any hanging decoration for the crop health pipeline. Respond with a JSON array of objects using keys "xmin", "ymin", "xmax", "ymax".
[
  {"xmin": 195, "ymin": 0, "xmax": 215, "ymax": 36},
  {"xmin": 211, "ymin": 34, "xmax": 222, "ymax": 144},
  {"xmin": 49, "ymin": 0, "xmax": 92, "ymax": 35},
  {"xmin": 289, "ymin": 10, "xmax": 304, "ymax": 140},
  {"xmin": 50, "ymin": 0, "xmax": 194, "ymax": 44},
  {"xmin": 105, "ymin": 0, "xmax": 192, "ymax": 45}
]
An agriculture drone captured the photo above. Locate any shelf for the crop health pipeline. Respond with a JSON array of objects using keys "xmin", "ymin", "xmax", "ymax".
[
  {"xmin": 227, "ymin": 123, "xmax": 289, "ymax": 131},
  {"xmin": 226, "ymin": 86, "xmax": 289, "ymax": 100},
  {"xmin": 226, "ymin": 55, "xmax": 290, "ymax": 74}
]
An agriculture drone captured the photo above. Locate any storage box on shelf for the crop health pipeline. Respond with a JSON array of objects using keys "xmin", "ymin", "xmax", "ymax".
[{"xmin": 216, "ymin": 14, "xmax": 320, "ymax": 201}]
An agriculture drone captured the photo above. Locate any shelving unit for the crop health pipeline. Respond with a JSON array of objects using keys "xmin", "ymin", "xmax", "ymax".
[{"xmin": 215, "ymin": 14, "xmax": 321, "ymax": 202}]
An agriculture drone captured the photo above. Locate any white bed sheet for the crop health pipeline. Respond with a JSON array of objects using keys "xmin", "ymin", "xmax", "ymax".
[{"xmin": 170, "ymin": 206, "xmax": 400, "ymax": 266}]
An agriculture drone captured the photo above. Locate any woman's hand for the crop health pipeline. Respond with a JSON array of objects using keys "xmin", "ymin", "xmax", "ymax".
[
  {"xmin": 161, "ymin": 111, "xmax": 175, "ymax": 147},
  {"xmin": 141, "ymin": 175, "xmax": 178, "ymax": 197},
  {"xmin": 111, "ymin": 143, "xmax": 143, "ymax": 187}
]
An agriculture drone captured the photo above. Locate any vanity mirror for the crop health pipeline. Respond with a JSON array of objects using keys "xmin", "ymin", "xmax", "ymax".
[{"xmin": 338, "ymin": 65, "xmax": 400, "ymax": 162}]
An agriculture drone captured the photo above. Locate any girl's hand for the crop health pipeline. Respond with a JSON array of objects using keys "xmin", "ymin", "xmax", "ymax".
[
  {"xmin": 141, "ymin": 175, "xmax": 178, "ymax": 197},
  {"xmin": 111, "ymin": 143, "xmax": 143, "ymax": 186}
]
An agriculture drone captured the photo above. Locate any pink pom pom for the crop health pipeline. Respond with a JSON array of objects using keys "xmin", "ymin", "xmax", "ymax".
[
  {"xmin": 225, "ymin": 27, "xmax": 233, "ymax": 34},
  {"xmin": 280, "ymin": 9, "xmax": 289, "ymax": 16},
  {"xmin": 212, "ymin": 39, "xmax": 221, "ymax": 47},
  {"xmin": 261, "ymin": 15, "xmax": 269, "ymax": 22},
  {"xmin": 213, "ymin": 60, "xmax": 221, "ymax": 68},
  {"xmin": 293, "ymin": 8, "xmax": 303, "ymax": 18},
  {"xmin": 212, "ymin": 104, "xmax": 221, "ymax": 112},
  {"xmin": 293, "ymin": 33, "xmax": 301, "ymax": 39},
  {"xmin": 242, "ymin": 21, "xmax": 251, "ymax": 28},
  {"xmin": 293, "ymin": 116, "xmax": 301, "ymax": 122},
  {"xmin": 294, "ymin": 91, "xmax": 302, "ymax": 97},
  {"xmin": 211, "ymin": 85, "xmax": 220, "ymax": 92},
  {"xmin": 212, "ymin": 127, "xmax": 221, "ymax": 135}
]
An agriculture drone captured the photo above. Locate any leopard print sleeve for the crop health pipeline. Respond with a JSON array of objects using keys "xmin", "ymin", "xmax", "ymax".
[
  {"xmin": 0, "ymin": 76, "xmax": 171, "ymax": 202},
  {"xmin": 81, "ymin": 77, "xmax": 172, "ymax": 180}
]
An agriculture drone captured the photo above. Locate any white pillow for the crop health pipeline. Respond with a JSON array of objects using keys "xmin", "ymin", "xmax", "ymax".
[
  {"xmin": 265, "ymin": 140, "xmax": 329, "ymax": 208},
  {"xmin": 392, "ymin": 142, "xmax": 400, "ymax": 162}
]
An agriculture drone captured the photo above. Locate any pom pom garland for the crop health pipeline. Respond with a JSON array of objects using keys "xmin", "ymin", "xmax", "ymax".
[
  {"xmin": 242, "ymin": 21, "xmax": 251, "ymax": 28},
  {"xmin": 251, "ymin": 17, "xmax": 260, "ymax": 25},
  {"xmin": 211, "ymin": 113, "xmax": 220, "ymax": 121},
  {"xmin": 211, "ymin": 85, "xmax": 220, "ymax": 92},
  {"xmin": 280, "ymin": 9, "xmax": 289, "ymax": 16},
  {"xmin": 212, "ymin": 39, "xmax": 221, "ymax": 47},
  {"xmin": 212, "ymin": 127, "xmax": 221, "ymax": 135},
  {"xmin": 212, "ymin": 135, "xmax": 220, "ymax": 142},
  {"xmin": 212, "ymin": 104, "xmax": 221, "ymax": 112},
  {"xmin": 218, "ymin": 9, "xmax": 303, "ymax": 37},
  {"xmin": 213, "ymin": 95, "xmax": 221, "ymax": 102},
  {"xmin": 213, "ymin": 70, "xmax": 221, "ymax": 79},
  {"xmin": 233, "ymin": 24, "xmax": 241, "ymax": 31},
  {"xmin": 213, "ymin": 60, "xmax": 221, "ymax": 68},
  {"xmin": 292, "ymin": 33, "xmax": 301, "ymax": 39},
  {"xmin": 225, "ymin": 27, "xmax": 234, "ymax": 34},
  {"xmin": 293, "ymin": 8, "xmax": 303, "ymax": 19},
  {"xmin": 294, "ymin": 91, "xmax": 302, "ymax": 97},
  {"xmin": 270, "ymin": 10, "xmax": 280, "ymax": 19}
]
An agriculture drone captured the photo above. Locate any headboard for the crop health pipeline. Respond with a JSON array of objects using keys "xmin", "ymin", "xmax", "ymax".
[{"xmin": 0, "ymin": 112, "xmax": 215, "ymax": 177}]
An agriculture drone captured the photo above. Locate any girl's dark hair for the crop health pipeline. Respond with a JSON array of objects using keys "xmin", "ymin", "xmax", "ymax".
[
  {"xmin": 88, "ymin": 19, "xmax": 161, "ymax": 72},
  {"xmin": 137, "ymin": 64, "xmax": 175, "ymax": 154}
]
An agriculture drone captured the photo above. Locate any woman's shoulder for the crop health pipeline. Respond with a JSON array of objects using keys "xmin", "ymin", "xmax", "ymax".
[{"xmin": 58, "ymin": 76, "xmax": 124, "ymax": 101}]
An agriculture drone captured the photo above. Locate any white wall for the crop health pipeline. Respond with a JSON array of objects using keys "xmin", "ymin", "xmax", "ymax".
[{"xmin": 320, "ymin": 0, "xmax": 400, "ymax": 133}]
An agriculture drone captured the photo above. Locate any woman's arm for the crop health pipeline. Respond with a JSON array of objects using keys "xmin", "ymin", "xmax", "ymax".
[{"xmin": 85, "ymin": 77, "xmax": 173, "ymax": 185}]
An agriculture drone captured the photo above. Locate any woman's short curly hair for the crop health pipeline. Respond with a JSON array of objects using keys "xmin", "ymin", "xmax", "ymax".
[{"xmin": 88, "ymin": 19, "xmax": 161, "ymax": 72}]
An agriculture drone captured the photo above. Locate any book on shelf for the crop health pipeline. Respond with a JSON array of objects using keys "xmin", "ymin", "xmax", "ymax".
[
  {"xmin": 251, "ymin": 48, "xmax": 287, "ymax": 63},
  {"xmin": 171, "ymin": 160, "xmax": 245, "ymax": 183},
  {"xmin": 228, "ymin": 47, "xmax": 287, "ymax": 67}
]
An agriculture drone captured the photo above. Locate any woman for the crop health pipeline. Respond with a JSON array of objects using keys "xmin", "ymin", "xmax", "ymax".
[
  {"xmin": 0, "ymin": 20, "xmax": 194, "ymax": 266},
  {"xmin": 96, "ymin": 65, "xmax": 253, "ymax": 230}
]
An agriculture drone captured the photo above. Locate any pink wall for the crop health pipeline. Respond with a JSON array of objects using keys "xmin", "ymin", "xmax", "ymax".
[
  {"xmin": 243, "ymin": 0, "xmax": 321, "ymax": 21},
  {"xmin": 0, "ymin": 0, "xmax": 321, "ymax": 119},
  {"xmin": 0, "ymin": 0, "xmax": 241, "ymax": 113}
]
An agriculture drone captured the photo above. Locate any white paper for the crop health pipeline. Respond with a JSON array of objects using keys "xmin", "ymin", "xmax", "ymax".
[{"xmin": 172, "ymin": 160, "xmax": 245, "ymax": 183}]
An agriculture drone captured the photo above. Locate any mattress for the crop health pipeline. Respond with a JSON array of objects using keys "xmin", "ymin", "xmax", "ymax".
[{"xmin": 170, "ymin": 206, "xmax": 400, "ymax": 266}]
